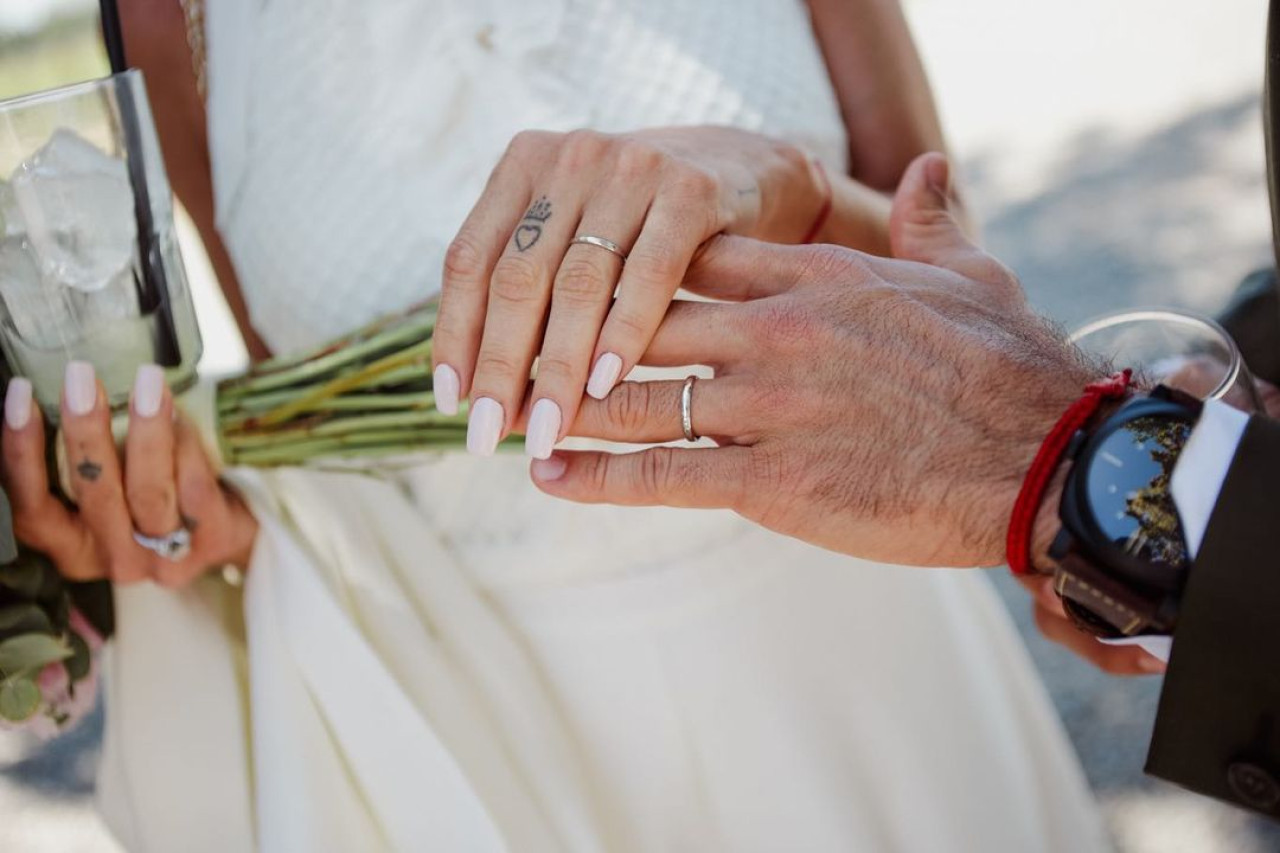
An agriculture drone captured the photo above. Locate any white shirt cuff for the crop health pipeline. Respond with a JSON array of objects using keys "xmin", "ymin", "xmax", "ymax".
[{"xmin": 1170, "ymin": 398, "xmax": 1251, "ymax": 560}]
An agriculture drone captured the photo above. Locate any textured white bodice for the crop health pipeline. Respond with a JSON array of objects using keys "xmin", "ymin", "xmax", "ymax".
[{"xmin": 206, "ymin": 0, "xmax": 848, "ymax": 354}]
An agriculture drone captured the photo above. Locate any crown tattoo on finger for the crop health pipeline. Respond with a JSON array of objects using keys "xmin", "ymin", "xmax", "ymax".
[{"xmin": 523, "ymin": 196, "xmax": 553, "ymax": 223}]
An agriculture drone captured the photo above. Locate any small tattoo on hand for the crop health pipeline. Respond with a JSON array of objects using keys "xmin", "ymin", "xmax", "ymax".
[
  {"xmin": 514, "ymin": 195, "xmax": 552, "ymax": 252},
  {"xmin": 737, "ymin": 186, "xmax": 759, "ymax": 198},
  {"xmin": 76, "ymin": 460, "xmax": 102, "ymax": 482}
]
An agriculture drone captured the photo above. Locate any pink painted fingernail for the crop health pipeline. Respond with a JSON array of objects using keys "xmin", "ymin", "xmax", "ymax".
[
  {"xmin": 467, "ymin": 397, "xmax": 504, "ymax": 456},
  {"xmin": 532, "ymin": 454, "xmax": 567, "ymax": 482},
  {"xmin": 434, "ymin": 364, "xmax": 460, "ymax": 416},
  {"xmin": 5, "ymin": 378, "xmax": 32, "ymax": 431},
  {"xmin": 64, "ymin": 361, "xmax": 97, "ymax": 416},
  {"xmin": 133, "ymin": 364, "xmax": 165, "ymax": 418},
  {"xmin": 586, "ymin": 353, "xmax": 623, "ymax": 400},
  {"xmin": 525, "ymin": 398, "xmax": 562, "ymax": 460}
]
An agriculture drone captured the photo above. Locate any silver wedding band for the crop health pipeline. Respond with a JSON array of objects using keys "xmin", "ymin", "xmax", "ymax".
[
  {"xmin": 570, "ymin": 234, "xmax": 627, "ymax": 262},
  {"xmin": 681, "ymin": 375, "xmax": 700, "ymax": 442},
  {"xmin": 133, "ymin": 526, "xmax": 193, "ymax": 562}
]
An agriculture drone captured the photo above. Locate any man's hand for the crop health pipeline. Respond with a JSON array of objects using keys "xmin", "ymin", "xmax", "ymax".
[{"xmin": 531, "ymin": 153, "xmax": 1101, "ymax": 568}]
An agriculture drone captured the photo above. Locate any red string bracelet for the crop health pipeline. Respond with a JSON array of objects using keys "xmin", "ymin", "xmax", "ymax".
[
  {"xmin": 800, "ymin": 159, "xmax": 833, "ymax": 244},
  {"xmin": 1006, "ymin": 369, "xmax": 1133, "ymax": 575}
]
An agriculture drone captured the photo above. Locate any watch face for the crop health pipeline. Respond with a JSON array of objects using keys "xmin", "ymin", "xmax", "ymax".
[{"xmin": 1084, "ymin": 415, "xmax": 1192, "ymax": 568}]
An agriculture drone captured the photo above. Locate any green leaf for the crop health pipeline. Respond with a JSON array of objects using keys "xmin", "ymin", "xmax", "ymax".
[
  {"xmin": 65, "ymin": 632, "xmax": 91, "ymax": 682},
  {"xmin": 0, "ymin": 603, "xmax": 54, "ymax": 638},
  {"xmin": 0, "ymin": 633, "xmax": 71, "ymax": 675},
  {"xmin": 0, "ymin": 676, "xmax": 41, "ymax": 722}
]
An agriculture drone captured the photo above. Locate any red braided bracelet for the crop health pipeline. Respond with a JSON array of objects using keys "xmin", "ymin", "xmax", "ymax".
[
  {"xmin": 1006, "ymin": 369, "xmax": 1133, "ymax": 575},
  {"xmin": 800, "ymin": 159, "xmax": 833, "ymax": 244}
]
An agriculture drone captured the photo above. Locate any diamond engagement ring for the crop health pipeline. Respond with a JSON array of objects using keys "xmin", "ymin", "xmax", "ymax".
[
  {"xmin": 681, "ymin": 375, "xmax": 700, "ymax": 442},
  {"xmin": 133, "ymin": 526, "xmax": 193, "ymax": 562},
  {"xmin": 570, "ymin": 234, "xmax": 627, "ymax": 262}
]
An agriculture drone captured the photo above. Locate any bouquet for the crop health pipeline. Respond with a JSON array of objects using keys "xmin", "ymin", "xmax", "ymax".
[
  {"xmin": 1, "ymin": 299, "xmax": 471, "ymax": 735},
  {"xmin": 0, "ymin": 488, "xmax": 110, "ymax": 737},
  {"xmin": 215, "ymin": 300, "xmax": 500, "ymax": 467}
]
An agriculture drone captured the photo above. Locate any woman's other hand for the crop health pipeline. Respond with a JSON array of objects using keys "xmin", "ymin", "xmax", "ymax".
[
  {"xmin": 2, "ymin": 363, "xmax": 258, "ymax": 587},
  {"xmin": 432, "ymin": 126, "xmax": 836, "ymax": 460}
]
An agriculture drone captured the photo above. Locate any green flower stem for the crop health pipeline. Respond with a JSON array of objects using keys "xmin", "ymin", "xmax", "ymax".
[
  {"xmin": 251, "ymin": 341, "xmax": 432, "ymax": 428},
  {"xmin": 219, "ymin": 313, "xmax": 435, "ymax": 397}
]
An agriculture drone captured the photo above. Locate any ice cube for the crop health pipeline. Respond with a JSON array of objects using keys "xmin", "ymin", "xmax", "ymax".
[
  {"xmin": 71, "ymin": 263, "xmax": 142, "ymax": 325},
  {"xmin": 0, "ymin": 236, "xmax": 79, "ymax": 350},
  {"xmin": 9, "ymin": 128, "xmax": 137, "ymax": 294}
]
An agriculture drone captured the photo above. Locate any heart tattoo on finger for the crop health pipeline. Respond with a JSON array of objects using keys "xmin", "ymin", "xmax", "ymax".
[
  {"xmin": 515, "ymin": 225, "xmax": 542, "ymax": 252},
  {"xmin": 513, "ymin": 196, "xmax": 553, "ymax": 252}
]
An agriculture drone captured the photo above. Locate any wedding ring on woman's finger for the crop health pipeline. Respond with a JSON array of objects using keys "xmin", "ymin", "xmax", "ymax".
[
  {"xmin": 133, "ymin": 526, "xmax": 192, "ymax": 562},
  {"xmin": 681, "ymin": 375, "xmax": 701, "ymax": 442},
  {"xmin": 570, "ymin": 234, "xmax": 628, "ymax": 263}
]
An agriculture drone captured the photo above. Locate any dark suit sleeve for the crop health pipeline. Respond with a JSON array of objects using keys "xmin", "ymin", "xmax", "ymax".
[{"xmin": 1146, "ymin": 415, "xmax": 1280, "ymax": 817}]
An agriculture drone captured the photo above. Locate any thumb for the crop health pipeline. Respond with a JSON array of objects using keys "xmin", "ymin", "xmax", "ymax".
[{"xmin": 890, "ymin": 153, "xmax": 997, "ymax": 281}]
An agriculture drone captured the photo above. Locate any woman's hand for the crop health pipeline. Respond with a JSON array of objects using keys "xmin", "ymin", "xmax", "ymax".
[
  {"xmin": 431, "ymin": 126, "xmax": 833, "ymax": 459},
  {"xmin": 1, "ymin": 363, "xmax": 258, "ymax": 587}
]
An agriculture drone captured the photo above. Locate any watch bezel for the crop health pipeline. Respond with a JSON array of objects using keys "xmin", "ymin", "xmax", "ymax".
[{"xmin": 1058, "ymin": 395, "xmax": 1198, "ymax": 594}]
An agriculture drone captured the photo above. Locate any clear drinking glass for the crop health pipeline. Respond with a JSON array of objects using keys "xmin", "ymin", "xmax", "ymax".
[
  {"xmin": 0, "ymin": 70, "xmax": 202, "ymax": 420},
  {"xmin": 1070, "ymin": 307, "xmax": 1263, "ymax": 411}
]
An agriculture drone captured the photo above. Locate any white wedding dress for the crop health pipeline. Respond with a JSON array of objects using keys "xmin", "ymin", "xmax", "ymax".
[{"xmin": 95, "ymin": 0, "xmax": 1111, "ymax": 850}]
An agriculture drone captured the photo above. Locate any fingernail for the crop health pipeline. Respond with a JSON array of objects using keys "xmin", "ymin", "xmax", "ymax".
[
  {"xmin": 133, "ymin": 364, "xmax": 165, "ymax": 418},
  {"xmin": 586, "ymin": 353, "xmax": 623, "ymax": 400},
  {"xmin": 466, "ymin": 397, "xmax": 504, "ymax": 457},
  {"xmin": 5, "ymin": 378, "xmax": 32, "ymax": 431},
  {"xmin": 64, "ymin": 361, "xmax": 97, "ymax": 416},
  {"xmin": 525, "ymin": 398, "xmax": 562, "ymax": 460},
  {"xmin": 434, "ymin": 364, "xmax": 460, "ymax": 416},
  {"xmin": 532, "ymin": 454, "xmax": 567, "ymax": 482}
]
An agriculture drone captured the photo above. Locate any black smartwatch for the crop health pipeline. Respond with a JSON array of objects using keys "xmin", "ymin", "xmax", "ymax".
[{"xmin": 1048, "ymin": 386, "xmax": 1202, "ymax": 638}]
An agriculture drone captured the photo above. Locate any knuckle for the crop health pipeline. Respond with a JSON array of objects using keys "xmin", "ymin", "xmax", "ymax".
[
  {"xmin": 443, "ymin": 234, "xmax": 488, "ymax": 286},
  {"xmin": 533, "ymin": 354, "xmax": 581, "ymax": 386},
  {"xmin": 125, "ymin": 481, "xmax": 176, "ymax": 522},
  {"xmin": 558, "ymin": 129, "xmax": 609, "ymax": 171},
  {"xmin": 604, "ymin": 382, "xmax": 653, "ymax": 433},
  {"xmin": 666, "ymin": 167, "xmax": 719, "ymax": 203},
  {"xmin": 637, "ymin": 447, "xmax": 675, "ymax": 497},
  {"xmin": 749, "ymin": 300, "xmax": 815, "ymax": 352},
  {"xmin": 628, "ymin": 247, "xmax": 686, "ymax": 288},
  {"xmin": 613, "ymin": 140, "xmax": 663, "ymax": 181},
  {"xmin": 604, "ymin": 307, "xmax": 650, "ymax": 343},
  {"xmin": 583, "ymin": 453, "xmax": 611, "ymax": 495},
  {"xmin": 553, "ymin": 256, "xmax": 611, "ymax": 305},
  {"xmin": 490, "ymin": 255, "xmax": 543, "ymax": 305},
  {"xmin": 427, "ymin": 319, "xmax": 466, "ymax": 354},
  {"xmin": 473, "ymin": 351, "xmax": 523, "ymax": 384},
  {"xmin": 749, "ymin": 376, "xmax": 801, "ymax": 423},
  {"xmin": 505, "ymin": 129, "xmax": 552, "ymax": 162}
]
